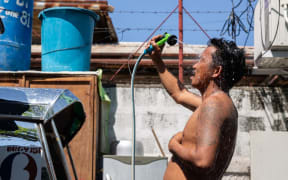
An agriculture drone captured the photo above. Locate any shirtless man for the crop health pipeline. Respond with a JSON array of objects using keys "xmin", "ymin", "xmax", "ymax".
[{"xmin": 147, "ymin": 36, "xmax": 246, "ymax": 180}]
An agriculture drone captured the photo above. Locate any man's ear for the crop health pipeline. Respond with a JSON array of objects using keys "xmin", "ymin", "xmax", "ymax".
[{"xmin": 212, "ymin": 65, "xmax": 222, "ymax": 78}]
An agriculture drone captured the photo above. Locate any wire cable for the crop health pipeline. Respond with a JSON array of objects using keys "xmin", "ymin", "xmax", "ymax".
[
  {"xmin": 109, "ymin": 5, "xmax": 178, "ymax": 81},
  {"xmin": 220, "ymin": 0, "xmax": 247, "ymax": 42},
  {"xmin": 264, "ymin": 0, "xmax": 280, "ymax": 52},
  {"xmin": 111, "ymin": 10, "xmax": 243, "ymax": 14},
  {"xmin": 220, "ymin": 0, "xmax": 257, "ymax": 43},
  {"xmin": 114, "ymin": 27, "xmax": 225, "ymax": 32},
  {"xmin": 257, "ymin": 0, "xmax": 281, "ymax": 60},
  {"xmin": 95, "ymin": 27, "xmax": 242, "ymax": 32},
  {"xmin": 259, "ymin": 0, "xmax": 266, "ymax": 49},
  {"xmin": 183, "ymin": 7, "xmax": 211, "ymax": 39},
  {"xmin": 242, "ymin": 0, "xmax": 256, "ymax": 47}
]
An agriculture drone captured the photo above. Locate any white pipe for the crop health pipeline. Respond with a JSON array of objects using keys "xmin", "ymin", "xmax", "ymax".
[
  {"xmin": 284, "ymin": 4, "xmax": 288, "ymax": 24},
  {"xmin": 282, "ymin": 4, "xmax": 288, "ymax": 24}
]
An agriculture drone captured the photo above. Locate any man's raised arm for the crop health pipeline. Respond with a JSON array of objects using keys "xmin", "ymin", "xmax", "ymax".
[{"xmin": 148, "ymin": 35, "xmax": 201, "ymax": 111}]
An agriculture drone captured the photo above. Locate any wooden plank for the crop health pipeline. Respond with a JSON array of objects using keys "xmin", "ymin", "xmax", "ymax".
[
  {"xmin": 91, "ymin": 76, "xmax": 99, "ymax": 180},
  {"xmin": 0, "ymin": 75, "xmax": 23, "ymax": 87},
  {"xmin": 25, "ymin": 74, "xmax": 99, "ymax": 180}
]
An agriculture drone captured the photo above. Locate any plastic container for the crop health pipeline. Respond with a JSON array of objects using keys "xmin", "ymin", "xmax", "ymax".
[
  {"xmin": 0, "ymin": 0, "xmax": 34, "ymax": 70},
  {"xmin": 38, "ymin": 7, "xmax": 99, "ymax": 71}
]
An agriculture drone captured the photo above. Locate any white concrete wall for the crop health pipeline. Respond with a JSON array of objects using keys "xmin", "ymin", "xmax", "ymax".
[{"xmin": 104, "ymin": 85, "xmax": 288, "ymax": 179}]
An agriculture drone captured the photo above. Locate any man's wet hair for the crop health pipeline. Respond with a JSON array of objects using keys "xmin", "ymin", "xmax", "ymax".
[{"xmin": 208, "ymin": 38, "xmax": 246, "ymax": 90}]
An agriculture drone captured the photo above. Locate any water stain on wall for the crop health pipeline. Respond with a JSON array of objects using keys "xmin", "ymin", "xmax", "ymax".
[{"xmin": 239, "ymin": 116, "xmax": 265, "ymax": 132}]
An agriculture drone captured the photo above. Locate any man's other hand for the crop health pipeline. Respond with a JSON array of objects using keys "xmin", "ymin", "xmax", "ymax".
[{"xmin": 168, "ymin": 131, "xmax": 183, "ymax": 153}]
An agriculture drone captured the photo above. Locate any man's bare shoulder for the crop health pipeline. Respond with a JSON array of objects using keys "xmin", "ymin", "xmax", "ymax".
[
  {"xmin": 200, "ymin": 91, "xmax": 236, "ymax": 119},
  {"xmin": 205, "ymin": 91, "xmax": 233, "ymax": 106}
]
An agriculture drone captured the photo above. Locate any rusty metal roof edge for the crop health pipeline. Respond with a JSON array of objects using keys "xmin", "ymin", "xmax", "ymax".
[
  {"xmin": 33, "ymin": 1, "xmax": 114, "ymax": 12},
  {"xmin": 91, "ymin": 43, "xmax": 253, "ymax": 56},
  {"xmin": 32, "ymin": 43, "xmax": 254, "ymax": 56},
  {"xmin": 0, "ymin": 70, "xmax": 101, "ymax": 75}
]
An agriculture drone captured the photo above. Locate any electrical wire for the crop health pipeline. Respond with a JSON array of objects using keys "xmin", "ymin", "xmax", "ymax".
[
  {"xmin": 108, "ymin": 1, "xmax": 257, "ymax": 81},
  {"xmin": 257, "ymin": 0, "xmax": 281, "ymax": 60},
  {"xmin": 115, "ymin": 28, "xmax": 224, "ymax": 32},
  {"xmin": 114, "ymin": 10, "xmax": 241, "ymax": 14},
  {"xmin": 242, "ymin": 0, "xmax": 255, "ymax": 47},
  {"xmin": 233, "ymin": 0, "xmax": 244, "ymax": 9},
  {"xmin": 95, "ymin": 27, "xmax": 246, "ymax": 32},
  {"xmin": 110, "ymin": 5, "xmax": 178, "ymax": 81},
  {"xmin": 220, "ymin": 0, "xmax": 257, "ymax": 44},
  {"xmin": 125, "ymin": 5, "xmax": 178, "ymax": 77},
  {"xmin": 220, "ymin": 0, "xmax": 247, "ymax": 42},
  {"xmin": 107, "ymin": 10, "xmax": 245, "ymax": 14},
  {"xmin": 264, "ymin": 0, "xmax": 281, "ymax": 52},
  {"xmin": 259, "ymin": 0, "xmax": 266, "ymax": 49},
  {"xmin": 232, "ymin": 0, "xmax": 257, "ymax": 47},
  {"xmin": 184, "ymin": 7, "xmax": 211, "ymax": 39}
]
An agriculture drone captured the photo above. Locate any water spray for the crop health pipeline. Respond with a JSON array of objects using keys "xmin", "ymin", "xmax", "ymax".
[{"xmin": 130, "ymin": 33, "xmax": 177, "ymax": 180}]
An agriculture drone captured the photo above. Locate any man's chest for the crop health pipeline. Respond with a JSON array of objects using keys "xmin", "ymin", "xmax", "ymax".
[{"xmin": 182, "ymin": 109, "xmax": 201, "ymax": 145}]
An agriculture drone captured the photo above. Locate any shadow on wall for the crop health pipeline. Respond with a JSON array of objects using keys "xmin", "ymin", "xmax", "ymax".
[
  {"xmin": 96, "ymin": 84, "xmax": 117, "ymax": 179},
  {"xmin": 238, "ymin": 116, "xmax": 265, "ymax": 132},
  {"xmin": 279, "ymin": 87, "xmax": 288, "ymax": 130},
  {"xmin": 102, "ymin": 84, "xmax": 117, "ymax": 152},
  {"xmin": 252, "ymin": 87, "xmax": 288, "ymax": 131}
]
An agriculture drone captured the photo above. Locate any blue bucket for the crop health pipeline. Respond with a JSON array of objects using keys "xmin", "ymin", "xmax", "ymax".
[
  {"xmin": 39, "ymin": 7, "xmax": 99, "ymax": 72},
  {"xmin": 0, "ymin": 0, "xmax": 34, "ymax": 70}
]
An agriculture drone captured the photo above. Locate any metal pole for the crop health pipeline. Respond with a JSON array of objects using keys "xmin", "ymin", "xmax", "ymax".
[
  {"xmin": 51, "ymin": 119, "xmax": 72, "ymax": 180},
  {"xmin": 151, "ymin": 127, "xmax": 166, "ymax": 157},
  {"xmin": 66, "ymin": 144, "xmax": 78, "ymax": 180},
  {"xmin": 37, "ymin": 123, "xmax": 57, "ymax": 180},
  {"xmin": 179, "ymin": 0, "xmax": 184, "ymax": 83}
]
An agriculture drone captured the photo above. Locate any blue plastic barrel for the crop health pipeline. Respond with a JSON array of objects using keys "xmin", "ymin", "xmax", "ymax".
[
  {"xmin": 0, "ymin": 0, "xmax": 34, "ymax": 70},
  {"xmin": 39, "ymin": 7, "xmax": 99, "ymax": 72}
]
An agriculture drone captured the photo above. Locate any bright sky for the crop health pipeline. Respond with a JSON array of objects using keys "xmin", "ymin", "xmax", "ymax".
[{"xmin": 109, "ymin": 0, "xmax": 256, "ymax": 46}]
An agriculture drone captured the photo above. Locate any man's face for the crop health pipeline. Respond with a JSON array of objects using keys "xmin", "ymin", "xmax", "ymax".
[{"xmin": 190, "ymin": 46, "xmax": 217, "ymax": 89}]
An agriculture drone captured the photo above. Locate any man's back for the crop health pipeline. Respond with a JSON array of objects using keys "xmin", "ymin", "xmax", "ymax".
[{"xmin": 164, "ymin": 91, "xmax": 238, "ymax": 180}]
